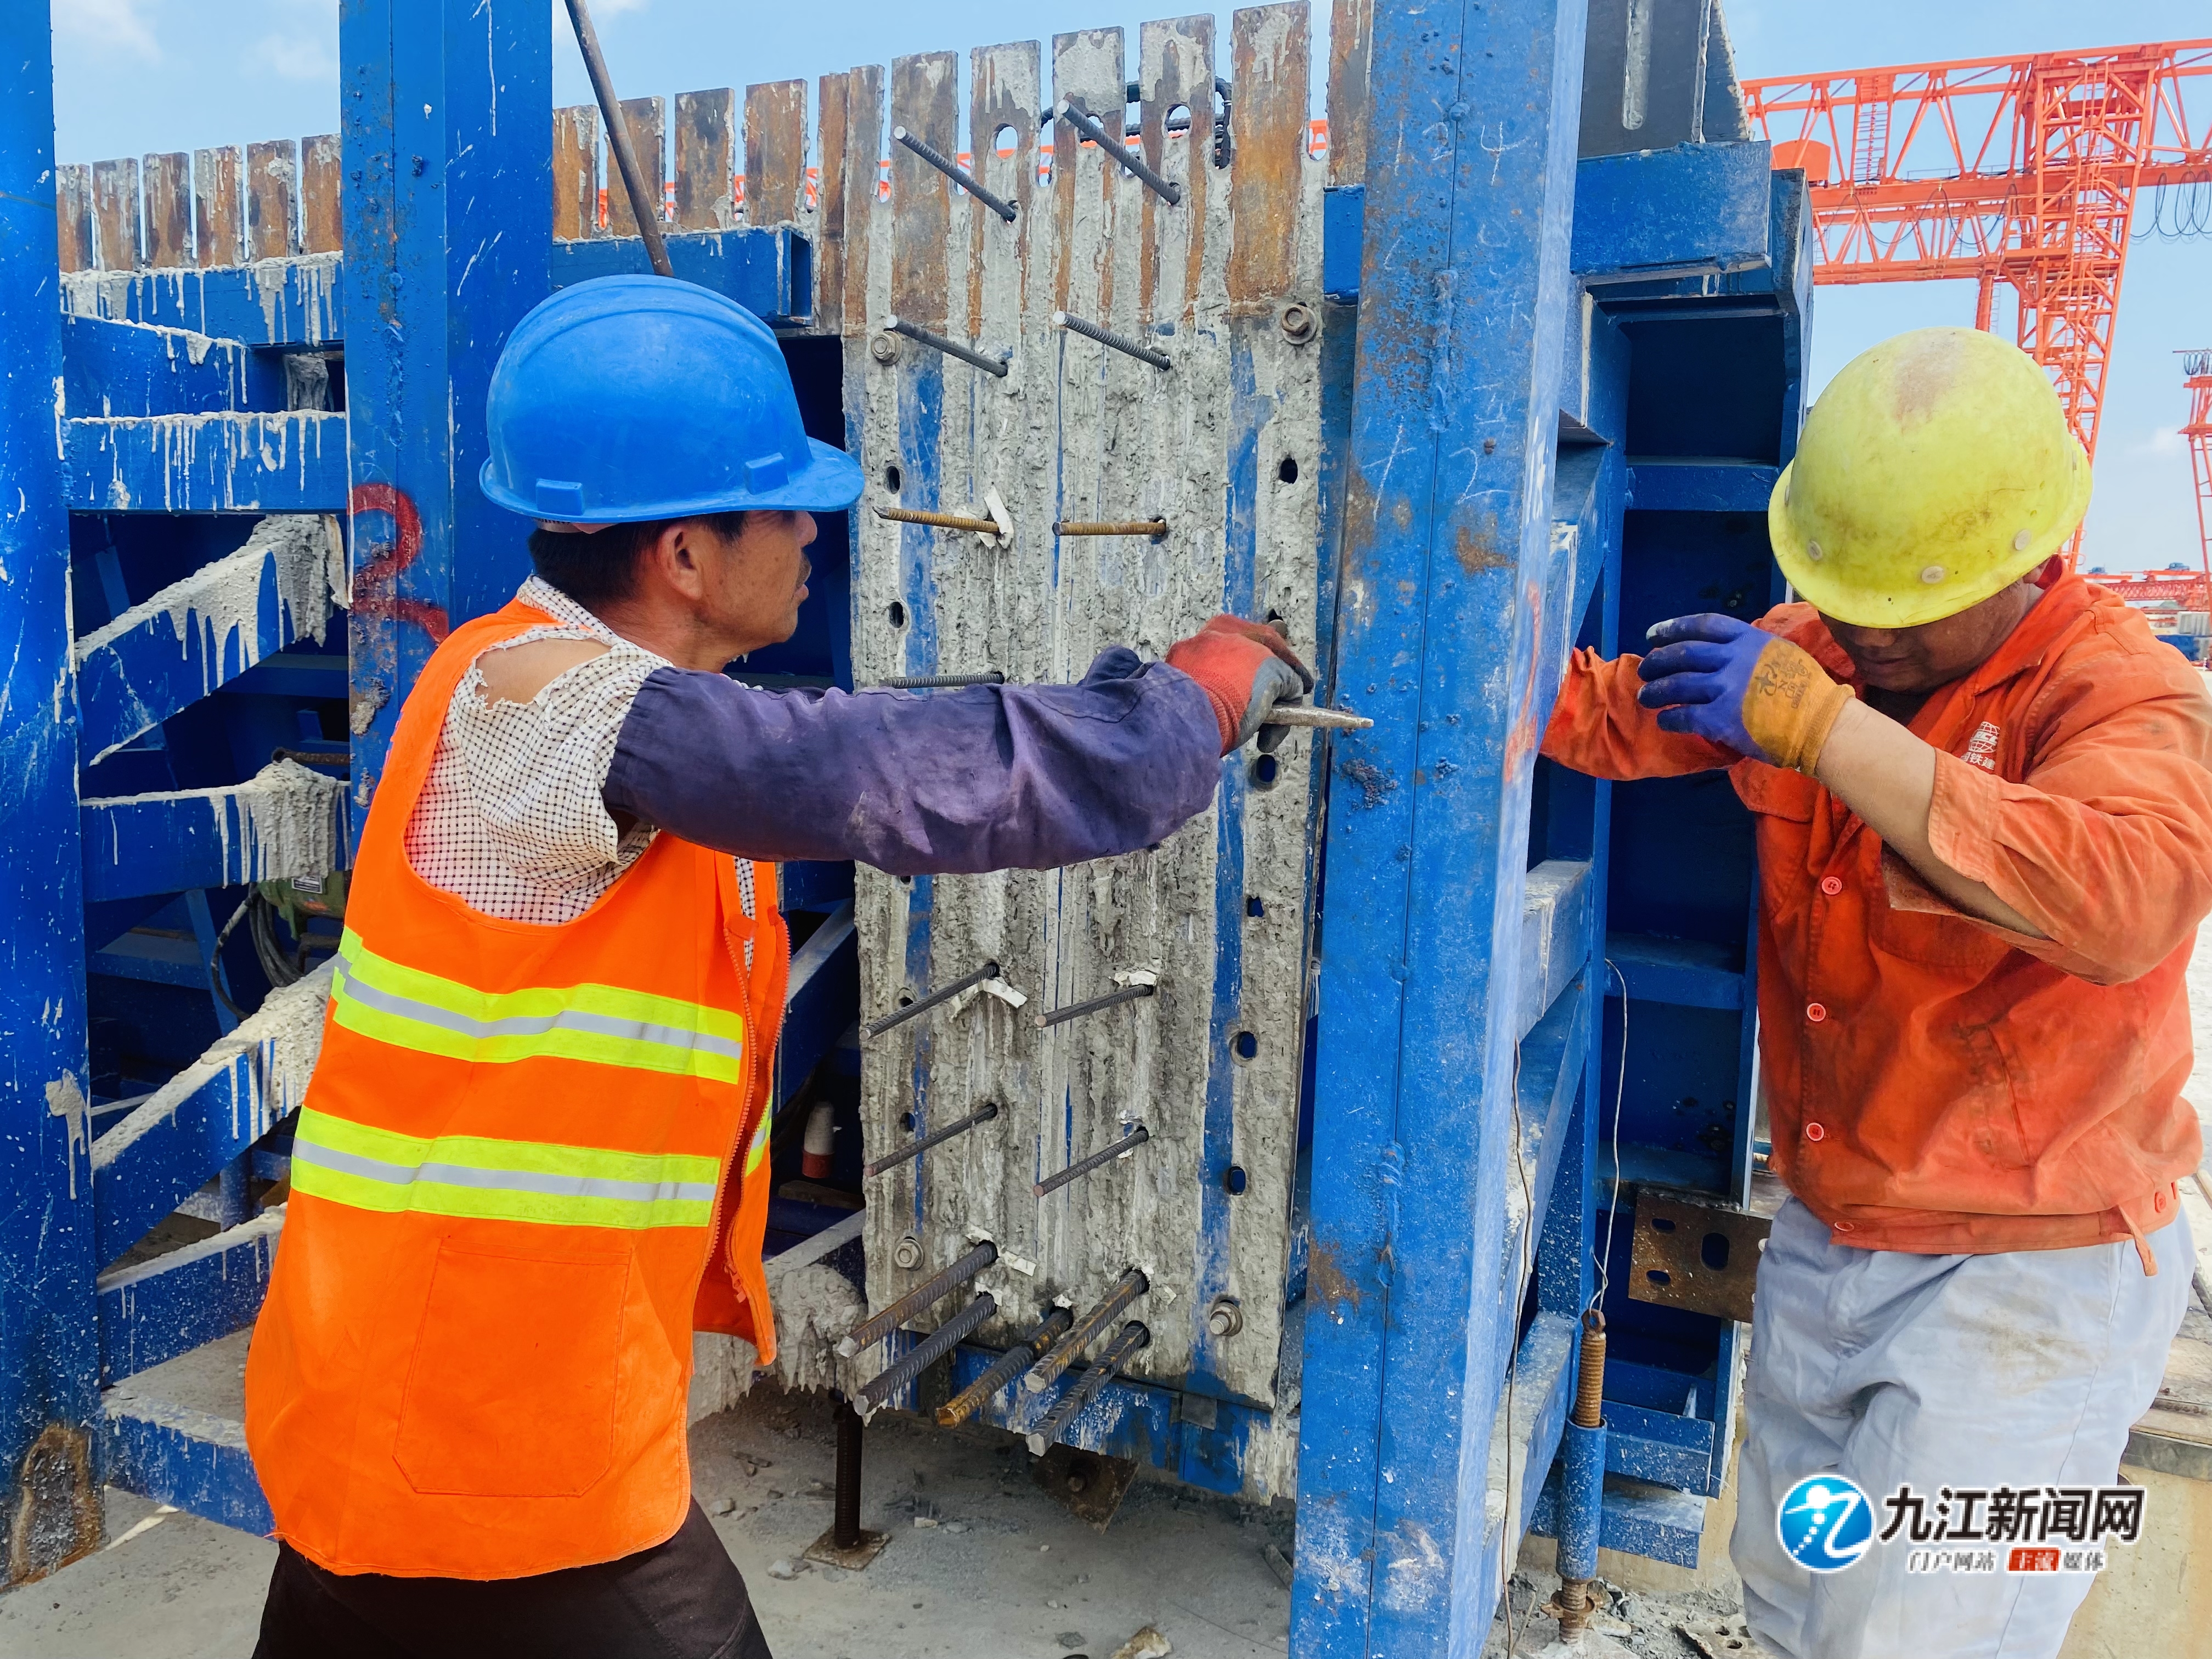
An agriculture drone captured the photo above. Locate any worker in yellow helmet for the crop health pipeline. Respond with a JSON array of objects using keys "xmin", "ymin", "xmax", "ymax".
[{"xmin": 1544, "ymin": 326, "xmax": 2211, "ymax": 1658}]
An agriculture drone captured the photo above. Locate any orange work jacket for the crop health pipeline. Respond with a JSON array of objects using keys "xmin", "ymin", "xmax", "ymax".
[
  {"xmin": 1544, "ymin": 572, "xmax": 2212, "ymax": 1256},
  {"xmin": 245, "ymin": 597, "xmax": 790, "ymax": 1578}
]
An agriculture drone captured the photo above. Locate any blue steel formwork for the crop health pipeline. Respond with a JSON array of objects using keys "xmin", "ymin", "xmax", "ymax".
[{"xmin": 2, "ymin": 1, "xmax": 1808, "ymax": 1644}]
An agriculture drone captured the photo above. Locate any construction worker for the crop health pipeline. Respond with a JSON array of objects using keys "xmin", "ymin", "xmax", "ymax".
[
  {"xmin": 1543, "ymin": 327, "xmax": 2212, "ymax": 1659},
  {"xmin": 242, "ymin": 275, "xmax": 1311, "ymax": 1658}
]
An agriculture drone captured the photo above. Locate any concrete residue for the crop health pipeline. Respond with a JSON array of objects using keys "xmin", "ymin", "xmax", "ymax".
[
  {"xmin": 849, "ymin": 35, "xmax": 1327, "ymax": 1429},
  {"xmin": 82, "ymin": 759, "xmax": 346, "ymax": 890},
  {"xmin": 75, "ymin": 512, "xmax": 344, "ymax": 761},
  {"xmin": 46, "ymin": 1073, "xmax": 91, "ymax": 1200},
  {"xmin": 90, "ymin": 961, "xmax": 335, "ymax": 1176}
]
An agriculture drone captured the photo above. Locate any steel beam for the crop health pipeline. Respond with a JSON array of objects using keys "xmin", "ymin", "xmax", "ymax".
[
  {"xmin": 343, "ymin": 0, "xmax": 551, "ymax": 831},
  {"xmin": 59, "ymin": 257, "xmax": 345, "ymax": 348},
  {"xmin": 65, "ymin": 412, "xmax": 349, "ymax": 514},
  {"xmin": 1293, "ymin": 0, "xmax": 1592, "ymax": 1647},
  {"xmin": 0, "ymin": 5, "xmax": 102, "ymax": 1585}
]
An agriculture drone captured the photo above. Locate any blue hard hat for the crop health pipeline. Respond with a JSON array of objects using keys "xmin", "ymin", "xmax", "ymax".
[{"xmin": 480, "ymin": 275, "xmax": 862, "ymax": 523}]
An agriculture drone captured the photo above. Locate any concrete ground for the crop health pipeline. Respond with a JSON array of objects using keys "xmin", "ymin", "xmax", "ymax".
[{"xmin": 8, "ymin": 939, "xmax": 2211, "ymax": 1657}]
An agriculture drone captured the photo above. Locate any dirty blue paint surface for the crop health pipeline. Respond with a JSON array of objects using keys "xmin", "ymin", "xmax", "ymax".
[
  {"xmin": 552, "ymin": 226, "xmax": 811, "ymax": 326},
  {"xmin": 81, "ymin": 778, "xmax": 347, "ymax": 905},
  {"xmin": 64, "ymin": 413, "xmax": 349, "ymax": 515},
  {"xmin": 342, "ymin": 0, "xmax": 550, "ymax": 838},
  {"xmin": 0, "ymin": 5, "xmax": 101, "ymax": 1575},
  {"xmin": 58, "ymin": 260, "xmax": 345, "ymax": 349},
  {"xmin": 1291, "ymin": 0, "xmax": 1592, "ymax": 1650}
]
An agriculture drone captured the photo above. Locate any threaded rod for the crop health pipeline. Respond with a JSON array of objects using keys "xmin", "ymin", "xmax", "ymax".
[{"xmin": 937, "ymin": 1307, "xmax": 1073, "ymax": 1427}]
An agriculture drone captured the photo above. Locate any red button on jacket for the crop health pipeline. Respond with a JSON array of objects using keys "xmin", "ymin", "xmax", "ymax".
[
  {"xmin": 1806, "ymin": 1002, "xmax": 1827, "ymax": 1023},
  {"xmin": 1805, "ymin": 1122, "xmax": 1826, "ymax": 1142},
  {"xmin": 1821, "ymin": 876, "xmax": 1844, "ymax": 896}
]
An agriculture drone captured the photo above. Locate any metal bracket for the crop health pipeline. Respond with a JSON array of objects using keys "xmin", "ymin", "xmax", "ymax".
[{"xmin": 1626, "ymin": 1186, "xmax": 1771, "ymax": 1325}]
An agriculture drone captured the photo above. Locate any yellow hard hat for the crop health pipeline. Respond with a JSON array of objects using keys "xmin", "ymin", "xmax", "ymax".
[{"xmin": 1769, "ymin": 327, "xmax": 2092, "ymax": 630}]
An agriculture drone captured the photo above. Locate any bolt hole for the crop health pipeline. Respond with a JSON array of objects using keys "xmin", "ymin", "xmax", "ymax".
[
  {"xmin": 888, "ymin": 601, "xmax": 907, "ymax": 628},
  {"xmin": 1245, "ymin": 895, "xmax": 1265, "ymax": 918},
  {"xmin": 1223, "ymin": 1164, "xmax": 1248, "ymax": 1195},
  {"xmin": 1251, "ymin": 753, "xmax": 1279, "ymax": 788},
  {"xmin": 992, "ymin": 123, "xmax": 1018, "ymax": 155},
  {"xmin": 1651, "ymin": 1216, "xmax": 1675, "ymax": 1233},
  {"xmin": 1278, "ymin": 456, "xmax": 1299, "ymax": 484},
  {"xmin": 1701, "ymin": 1232, "xmax": 1731, "ymax": 1271},
  {"xmin": 884, "ymin": 463, "xmax": 902, "ymax": 492},
  {"xmin": 900, "ymin": 1111, "xmax": 916, "ymax": 1131},
  {"xmin": 1233, "ymin": 1030, "xmax": 1258, "ymax": 1061},
  {"xmin": 1646, "ymin": 1268, "xmax": 1671, "ymax": 1286}
]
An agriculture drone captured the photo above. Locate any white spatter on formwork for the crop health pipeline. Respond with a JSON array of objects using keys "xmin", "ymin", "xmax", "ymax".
[
  {"xmin": 82, "ymin": 758, "xmax": 346, "ymax": 889},
  {"xmin": 46, "ymin": 1073, "xmax": 91, "ymax": 1200},
  {"xmin": 60, "ymin": 253, "xmax": 342, "ymax": 345},
  {"xmin": 76, "ymin": 411, "xmax": 340, "ymax": 513},
  {"xmin": 851, "ymin": 29, "xmax": 1328, "ymax": 1429},
  {"xmin": 90, "ymin": 960, "xmax": 335, "ymax": 1176},
  {"xmin": 75, "ymin": 512, "xmax": 345, "ymax": 762}
]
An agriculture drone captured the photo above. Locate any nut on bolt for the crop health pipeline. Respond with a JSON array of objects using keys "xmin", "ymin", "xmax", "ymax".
[
  {"xmin": 1206, "ymin": 1296, "xmax": 1244, "ymax": 1339},
  {"xmin": 870, "ymin": 334, "xmax": 899, "ymax": 364},
  {"xmin": 892, "ymin": 1233, "xmax": 924, "ymax": 1269},
  {"xmin": 1278, "ymin": 302, "xmax": 1318, "ymax": 345}
]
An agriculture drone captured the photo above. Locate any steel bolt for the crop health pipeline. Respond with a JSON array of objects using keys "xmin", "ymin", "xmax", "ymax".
[
  {"xmin": 893, "ymin": 1233, "xmax": 924, "ymax": 1269},
  {"xmin": 1278, "ymin": 302, "xmax": 1318, "ymax": 345},
  {"xmin": 1206, "ymin": 1296, "xmax": 1244, "ymax": 1339},
  {"xmin": 870, "ymin": 334, "xmax": 899, "ymax": 364}
]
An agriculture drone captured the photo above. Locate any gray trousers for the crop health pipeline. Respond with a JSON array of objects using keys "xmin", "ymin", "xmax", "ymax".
[{"xmin": 1729, "ymin": 1198, "xmax": 2191, "ymax": 1659}]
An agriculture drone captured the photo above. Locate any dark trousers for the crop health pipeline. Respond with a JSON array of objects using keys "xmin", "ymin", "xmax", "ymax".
[{"xmin": 253, "ymin": 1502, "xmax": 775, "ymax": 1659}]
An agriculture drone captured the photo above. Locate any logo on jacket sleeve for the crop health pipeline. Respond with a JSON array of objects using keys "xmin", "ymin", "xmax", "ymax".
[
  {"xmin": 1778, "ymin": 1473, "xmax": 1875, "ymax": 1572},
  {"xmin": 1962, "ymin": 720, "xmax": 2002, "ymax": 772}
]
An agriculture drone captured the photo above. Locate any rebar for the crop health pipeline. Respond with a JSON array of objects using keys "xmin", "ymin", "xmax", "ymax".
[
  {"xmin": 878, "ymin": 671, "xmax": 1006, "ymax": 689},
  {"xmin": 1033, "ymin": 1124, "xmax": 1150, "ymax": 1199},
  {"xmin": 1053, "ymin": 519, "xmax": 1169, "ymax": 539},
  {"xmin": 858, "ymin": 1293, "xmax": 998, "ymax": 1410},
  {"xmin": 1023, "ymin": 1269, "xmax": 1148, "ymax": 1393},
  {"xmin": 832, "ymin": 1395, "xmax": 865, "ymax": 1548},
  {"xmin": 881, "ymin": 315, "xmax": 1010, "ymax": 377},
  {"xmin": 1057, "ymin": 101, "xmax": 1182, "ymax": 205},
  {"xmin": 1026, "ymin": 1322, "xmax": 1152, "ymax": 1454},
  {"xmin": 865, "ymin": 960, "xmax": 1001, "ymax": 1038},
  {"xmin": 936, "ymin": 1307, "xmax": 1073, "ymax": 1426},
  {"xmin": 865, "ymin": 1101, "xmax": 1001, "ymax": 1180},
  {"xmin": 893, "ymin": 126, "xmax": 1017, "ymax": 223},
  {"xmin": 1033, "ymin": 980, "xmax": 1155, "ymax": 1029},
  {"xmin": 1052, "ymin": 309, "xmax": 1172, "ymax": 371},
  {"xmin": 873, "ymin": 506, "xmax": 1001, "ymax": 535},
  {"xmin": 562, "ymin": 0, "xmax": 672, "ymax": 278},
  {"xmin": 837, "ymin": 1240, "xmax": 999, "ymax": 1358},
  {"xmin": 1264, "ymin": 705, "xmax": 1374, "ymax": 731}
]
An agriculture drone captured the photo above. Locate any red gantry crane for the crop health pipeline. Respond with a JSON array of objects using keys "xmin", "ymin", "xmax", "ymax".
[{"xmin": 1741, "ymin": 41, "xmax": 2212, "ymax": 580}]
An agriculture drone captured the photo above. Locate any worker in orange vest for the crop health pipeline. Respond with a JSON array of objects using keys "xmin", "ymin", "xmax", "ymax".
[
  {"xmin": 244, "ymin": 276, "xmax": 1311, "ymax": 1657},
  {"xmin": 1544, "ymin": 328, "xmax": 2211, "ymax": 1657}
]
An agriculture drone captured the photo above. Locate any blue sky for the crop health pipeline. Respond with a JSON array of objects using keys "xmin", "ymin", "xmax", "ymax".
[{"xmin": 49, "ymin": 0, "xmax": 2211, "ymax": 567}]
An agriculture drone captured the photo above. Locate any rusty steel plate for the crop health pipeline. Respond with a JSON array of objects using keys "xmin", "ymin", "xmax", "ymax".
[{"xmin": 1627, "ymin": 1187, "xmax": 1772, "ymax": 1325}]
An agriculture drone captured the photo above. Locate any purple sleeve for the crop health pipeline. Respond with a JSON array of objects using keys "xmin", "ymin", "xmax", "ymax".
[{"xmin": 602, "ymin": 646, "xmax": 1223, "ymax": 874}]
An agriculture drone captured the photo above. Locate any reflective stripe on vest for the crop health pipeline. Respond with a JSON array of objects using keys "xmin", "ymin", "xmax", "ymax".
[
  {"xmin": 331, "ymin": 927, "xmax": 746, "ymax": 1083},
  {"xmin": 290, "ymin": 1106, "xmax": 720, "ymax": 1229},
  {"xmin": 742, "ymin": 1110, "xmax": 771, "ymax": 1177}
]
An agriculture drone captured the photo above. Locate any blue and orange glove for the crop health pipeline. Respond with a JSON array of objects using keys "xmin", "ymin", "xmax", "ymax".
[
  {"xmin": 1636, "ymin": 613, "xmax": 1852, "ymax": 775},
  {"xmin": 1165, "ymin": 615, "xmax": 1315, "ymax": 755}
]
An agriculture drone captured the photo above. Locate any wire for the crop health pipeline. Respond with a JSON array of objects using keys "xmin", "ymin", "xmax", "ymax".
[
  {"xmin": 205, "ymin": 899, "xmax": 253, "ymax": 1022},
  {"xmin": 1502, "ymin": 1038, "xmax": 1536, "ymax": 1659},
  {"xmin": 2134, "ymin": 180, "xmax": 2212, "ymax": 243},
  {"xmin": 1590, "ymin": 960, "xmax": 1630, "ymax": 1318}
]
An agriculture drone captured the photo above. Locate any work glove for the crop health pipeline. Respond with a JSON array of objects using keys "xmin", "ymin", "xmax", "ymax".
[
  {"xmin": 1165, "ymin": 615, "xmax": 1316, "ymax": 756},
  {"xmin": 1635, "ymin": 613, "xmax": 1853, "ymax": 775}
]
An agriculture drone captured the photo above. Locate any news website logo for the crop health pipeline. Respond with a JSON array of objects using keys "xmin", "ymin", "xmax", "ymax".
[
  {"xmin": 1776, "ymin": 1474, "xmax": 1875, "ymax": 1573},
  {"xmin": 1880, "ymin": 1483, "xmax": 2143, "ymax": 1576}
]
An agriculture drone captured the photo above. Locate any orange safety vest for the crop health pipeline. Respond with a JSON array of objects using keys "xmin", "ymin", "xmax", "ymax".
[{"xmin": 245, "ymin": 597, "xmax": 789, "ymax": 1579}]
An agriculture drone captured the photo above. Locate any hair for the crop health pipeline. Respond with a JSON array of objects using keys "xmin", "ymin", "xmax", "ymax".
[{"xmin": 526, "ymin": 510, "xmax": 758, "ymax": 608}]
